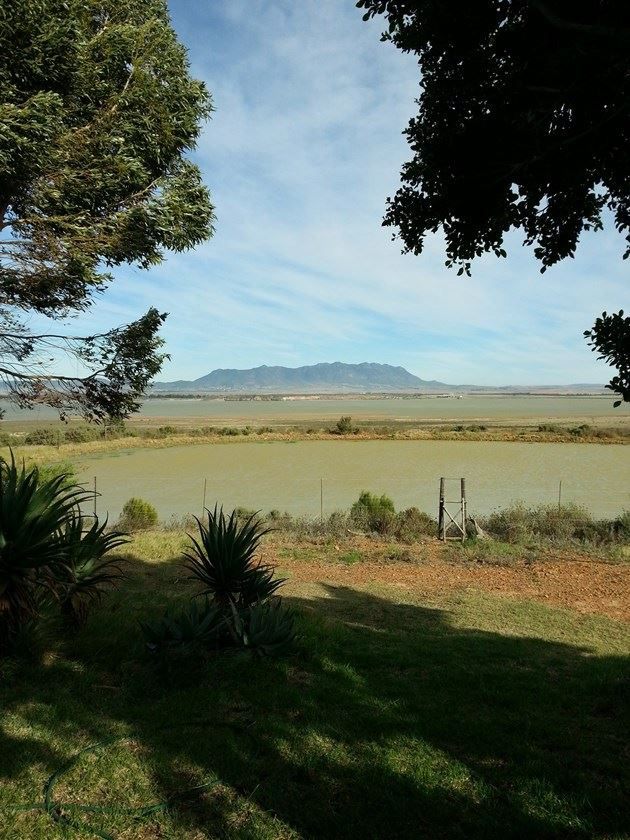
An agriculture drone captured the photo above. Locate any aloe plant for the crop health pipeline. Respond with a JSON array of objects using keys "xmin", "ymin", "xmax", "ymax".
[
  {"xmin": 184, "ymin": 506, "xmax": 283, "ymax": 608},
  {"xmin": 57, "ymin": 514, "xmax": 128, "ymax": 627},
  {"xmin": 0, "ymin": 455, "xmax": 90, "ymax": 649},
  {"xmin": 141, "ymin": 598, "xmax": 225, "ymax": 654},
  {"xmin": 231, "ymin": 599, "xmax": 296, "ymax": 658}
]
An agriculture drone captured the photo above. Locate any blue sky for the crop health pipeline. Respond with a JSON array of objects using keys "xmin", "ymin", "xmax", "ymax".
[{"xmin": 43, "ymin": 0, "xmax": 629, "ymax": 385}]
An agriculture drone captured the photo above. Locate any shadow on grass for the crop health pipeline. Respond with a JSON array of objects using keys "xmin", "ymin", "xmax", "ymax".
[{"xmin": 0, "ymin": 552, "xmax": 628, "ymax": 839}]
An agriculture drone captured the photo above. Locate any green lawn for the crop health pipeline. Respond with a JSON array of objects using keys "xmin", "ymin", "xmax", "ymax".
[{"xmin": 1, "ymin": 539, "xmax": 628, "ymax": 839}]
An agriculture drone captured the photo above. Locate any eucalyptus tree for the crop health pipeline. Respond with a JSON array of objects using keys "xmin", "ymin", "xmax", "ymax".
[
  {"xmin": 358, "ymin": 0, "xmax": 630, "ymax": 403},
  {"xmin": 0, "ymin": 0, "xmax": 214, "ymax": 419}
]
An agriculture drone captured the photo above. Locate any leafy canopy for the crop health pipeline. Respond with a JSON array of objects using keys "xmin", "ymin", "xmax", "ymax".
[
  {"xmin": 358, "ymin": 0, "xmax": 630, "ymax": 403},
  {"xmin": 0, "ymin": 0, "xmax": 214, "ymax": 418}
]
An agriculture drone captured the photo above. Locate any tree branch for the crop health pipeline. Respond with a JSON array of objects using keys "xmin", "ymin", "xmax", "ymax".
[{"xmin": 0, "ymin": 366, "xmax": 104, "ymax": 383}]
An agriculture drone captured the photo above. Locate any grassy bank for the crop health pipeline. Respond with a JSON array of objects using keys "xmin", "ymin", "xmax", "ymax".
[
  {"xmin": 2, "ymin": 419, "xmax": 629, "ymax": 468},
  {"xmin": 1, "ymin": 532, "xmax": 628, "ymax": 839}
]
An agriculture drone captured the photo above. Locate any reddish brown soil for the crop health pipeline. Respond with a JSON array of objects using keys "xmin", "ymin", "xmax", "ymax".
[{"xmin": 270, "ymin": 538, "xmax": 630, "ymax": 622}]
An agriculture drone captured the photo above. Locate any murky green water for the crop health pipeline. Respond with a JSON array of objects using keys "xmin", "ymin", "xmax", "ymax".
[
  {"xmin": 75, "ymin": 440, "xmax": 630, "ymax": 521},
  {"xmin": 1, "ymin": 394, "xmax": 624, "ymax": 426}
]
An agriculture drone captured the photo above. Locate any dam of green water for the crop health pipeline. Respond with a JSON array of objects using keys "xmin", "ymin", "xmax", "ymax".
[{"xmin": 75, "ymin": 439, "xmax": 630, "ymax": 522}]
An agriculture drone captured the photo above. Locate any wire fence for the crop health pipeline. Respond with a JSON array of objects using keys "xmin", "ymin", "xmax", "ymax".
[{"xmin": 80, "ymin": 473, "xmax": 630, "ymax": 526}]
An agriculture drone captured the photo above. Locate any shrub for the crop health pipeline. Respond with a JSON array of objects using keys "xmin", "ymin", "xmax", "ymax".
[
  {"xmin": 267, "ymin": 509, "xmax": 294, "ymax": 530},
  {"xmin": 351, "ymin": 491, "xmax": 396, "ymax": 534},
  {"xmin": 395, "ymin": 507, "xmax": 436, "ymax": 541},
  {"xmin": 36, "ymin": 461, "xmax": 78, "ymax": 488},
  {"xmin": 569, "ymin": 423, "xmax": 592, "ymax": 437},
  {"xmin": 257, "ymin": 426, "xmax": 273, "ymax": 434},
  {"xmin": 481, "ymin": 503, "xmax": 597, "ymax": 544},
  {"xmin": 234, "ymin": 506, "xmax": 259, "ymax": 524},
  {"xmin": 119, "ymin": 497, "xmax": 158, "ymax": 531},
  {"xmin": 218, "ymin": 426, "xmax": 241, "ymax": 436},
  {"xmin": 162, "ymin": 513, "xmax": 198, "ymax": 531},
  {"xmin": 332, "ymin": 415, "xmax": 357, "ymax": 435},
  {"xmin": 615, "ymin": 510, "xmax": 630, "ymax": 540},
  {"xmin": 102, "ymin": 418, "xmax": 127, "ymax": 438},
  {"xmin": 64, "ymin": 425, "xmax": 98, "ymax": 443},
  {"xmin": 24, "ymin": 427, "xmax": 60, "ymax": 446}
]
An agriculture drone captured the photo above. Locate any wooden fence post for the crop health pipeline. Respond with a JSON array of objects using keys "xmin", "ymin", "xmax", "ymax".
[{"xmin": 438, "ymin": 477, "xmax": 445, "ymax": 540}]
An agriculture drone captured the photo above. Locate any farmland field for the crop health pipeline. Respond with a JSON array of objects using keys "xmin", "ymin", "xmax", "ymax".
[{"xmin": 1, "ymin": 394, "xmax": 626, "ymax": 429}]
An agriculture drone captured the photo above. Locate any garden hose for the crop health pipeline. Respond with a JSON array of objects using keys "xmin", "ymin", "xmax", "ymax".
[{"xmin": 3, "ymin": 720, "xmax": 258, "ymax": 840}]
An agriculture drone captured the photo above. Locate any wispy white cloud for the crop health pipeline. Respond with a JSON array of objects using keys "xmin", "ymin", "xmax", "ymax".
[{"xmin": 28, "ymin": 0, "xmax": 629, "ymax": 386}]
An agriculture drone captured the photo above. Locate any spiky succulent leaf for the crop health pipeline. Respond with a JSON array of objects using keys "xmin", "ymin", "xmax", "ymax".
[
  {"xmin": 141, "ymin": 598, "xmax": 225, "ymax": 653},
  {"xmin": 184, "ymin": 506, "xmax": 283, "ymax": 607},
  {"xmin": 0, "ymin": 453, "xmax": 90, "ymax": 646},
  {"xmin": 57, "ymin": 514, "xmax": 128, "ymax": 626},
  {"xmin": 236, "ymin": 600, "xmax": 296, "ymax": 658}
]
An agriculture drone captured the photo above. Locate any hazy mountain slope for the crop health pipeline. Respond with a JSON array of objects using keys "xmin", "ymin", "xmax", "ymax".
[{"xmin": 153, "ymin": 362, "xmax": 447, "ymax": 392}]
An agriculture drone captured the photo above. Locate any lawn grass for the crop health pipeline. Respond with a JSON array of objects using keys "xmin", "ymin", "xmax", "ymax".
[{"xmin": 0, "ymin": 535, "xmax": 628, "ymax": 839}]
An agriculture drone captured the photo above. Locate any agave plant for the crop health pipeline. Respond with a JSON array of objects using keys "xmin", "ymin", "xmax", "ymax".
[
  {"xmin": 57, "ymin": 514, "xmax": 128, "ymax": 627},
  {"xmin": 230, "ymin": 599, "xmax": 296, "ymax": 658},
  {"xmin": 184, "ymin": 506, "xmax": 283, "ymax": 608},
  {"xmin": 141, "ymin": 598, "xmax": 225, "ymax": 654},
  {"xmin": 0, "ymin": 455, "xmax": 90, "ymax": 650}
]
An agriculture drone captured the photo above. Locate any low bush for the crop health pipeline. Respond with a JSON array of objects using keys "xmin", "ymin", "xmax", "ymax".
[
  {"xmin": 162, "ymin": 513, "xmax": 198, "ymax": 531},
  {"xmin": 395, "ymin": 507, "xmax": 436, "ymax": 541},
  {"xmin": 479, "ymin": 503, "xmax": 629, "ymax": 546},
  {"xmin": 351, "ymin": 491, "xmax": 396, "ymax": 534},
  {"xmin": 615, "ymin": 510, "xmax": 630, "ymax": 540},
  {"xmin": 24, "ymin": 427, "xmax": 60, "ymax": 446},
  {"xmin": 118, "ymin": 497, "xmax": 158, "ymax": 531},
  {"xmin": 64, "ymin": 425, "xmax": 98, "ymax": 443},
  {"xmin": 569, "ymin": 423, "xmax": 592, "ymax": 437},
  {"xmin": 331, "ymin": 415, "xmax": 358, "ymax": 435},
  {"xmin": 36, "ymin": 461, "xmax": 78, "ymax": 487}
]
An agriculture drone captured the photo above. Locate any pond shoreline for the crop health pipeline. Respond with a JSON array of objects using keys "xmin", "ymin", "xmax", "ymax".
[{"xmin": 4, "ymin": 423, "xmax": 629, "ymax": 465}]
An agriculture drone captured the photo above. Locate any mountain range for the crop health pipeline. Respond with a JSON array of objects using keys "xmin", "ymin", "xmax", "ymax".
[
  {"xmin": 152, "ymin": 362, "xmax": 447, "ymax": 393},
  {"xmin": 151, "ymin": 362, "xmax": 605, "ymax": 394}
]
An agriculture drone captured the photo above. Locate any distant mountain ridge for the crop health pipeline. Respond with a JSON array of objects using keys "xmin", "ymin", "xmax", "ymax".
[{"xmin": 152, "ymin": 362, "xmax": 447, "ymax": 393}]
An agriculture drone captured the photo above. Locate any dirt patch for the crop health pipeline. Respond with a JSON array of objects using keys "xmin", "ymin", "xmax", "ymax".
[{"xmin": 270, "ymin": 538, "xmax": 630, "ymax": 621}]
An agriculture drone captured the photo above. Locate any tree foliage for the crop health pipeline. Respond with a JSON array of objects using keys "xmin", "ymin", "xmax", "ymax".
[
  {"xmin": 0, "ymin": 0, "xmax": 214, "ymax": 418},
  {"xmin": 358, "ymin": 0, "xmax": 630, "ymax": 403},
  {"xmin": 584, "ymin": 310, "xmax": 630, "ymax": 406}
]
